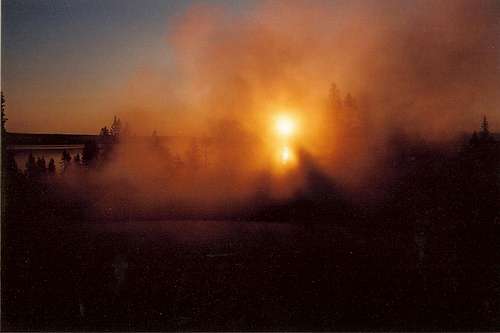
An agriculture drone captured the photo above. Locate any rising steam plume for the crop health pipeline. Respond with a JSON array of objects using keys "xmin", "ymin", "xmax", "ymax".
[{"xmin": 71, "ymin": 0, "xmax": 500, "ymax": 217}]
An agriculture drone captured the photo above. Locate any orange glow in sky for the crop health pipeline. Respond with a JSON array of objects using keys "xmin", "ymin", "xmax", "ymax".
[{"xmin": 275, "ymin": 115, "xmax": 296, "ymax": 138}]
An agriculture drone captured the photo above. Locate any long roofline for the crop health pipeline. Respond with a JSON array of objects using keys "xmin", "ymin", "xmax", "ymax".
[{"xmin": 4, "ymin": 132, "xmax": 210, "ymax": 146}]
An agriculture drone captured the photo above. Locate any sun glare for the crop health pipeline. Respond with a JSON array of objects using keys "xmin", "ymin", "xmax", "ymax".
[
  {"xmin": 270, "ymin": 112, "xmax": 298, "ymax": 168},
  {"xmin": 280, "ymin": 146, "xmax": 292, "ymax": 164},
  {"xmin": 275, "ymin": 115, "xmax": 296, "ymax": 137}
]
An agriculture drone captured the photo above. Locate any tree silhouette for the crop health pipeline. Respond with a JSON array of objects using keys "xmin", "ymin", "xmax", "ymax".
[
  {"xmin": 479, "ymin": 115, "xmax": 494, "ymax": 142},
  {"xmin": 82, "ymin": 141, "xmax": 99, "ymax": 166},
  {"xmin": 152, "ymin": 130, "xmax": 160, "ymax": 147},
  {"xmin": 100, "ymin": 126, "xmax": 110, "ymax": 137},
  {"xmin": 48, "ymin": 158, "xmax": 56, "ymax": 175},
  {"xmin": 36, "ymin": 157, "xmax": 47, "ymax": 174},
  {"xmin": 329, "ymin": 83, "xmax": 342, "ymax": 110},
  {"xmin": 150, "ymin": 132, "xmax": 174, "ymax": 171},
  {"xmin": 61, "ymin": 150, "xmax": 72, "ymax": 171},
  {"xmin": 461, "ymin": 116, "xmax": 500, "ymax": 224},
  {"xmin": 110, "ymin": 116, "xmax": 122, "ymax": 140},
  {"xmin": 343, "ymin": 92, "xmax": 363, "ymax": 135},
  {"xmin": 121, "ymin": 121, "xmax": 130, "ymax": 138},
  {"xmin": 0, "ymin": 92, "xmax": 16, "ymax": 177},
  {"xmin": 469, "ymin": 131, "xmax": 479, "ymax": 146},
  {"xmin": 25, "ymin": 153, "xmax": 37, "ymax": 178},
  {"xmin": 3, "ymin": 151, "xmax": 18, "ymax": 176},
  {"xmin": 74, "ymin": 153, "xmax": 81, "ymax": 164},
  {"xmin": 1, "ymin": 92, "xmax": 7, "ymax": 135},
  {"xmin": 343, "ymin": 92, "xmax": 357, "ymax": 110},
  {"xmin": 481, "ymin": 115, "xmax": 489, "ymax": 135}
]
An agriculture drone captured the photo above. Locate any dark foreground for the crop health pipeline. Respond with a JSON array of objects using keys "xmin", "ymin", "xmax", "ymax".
[{"xmin": 2, "ymin": 219, "xmax": 499, "ymax": 331}]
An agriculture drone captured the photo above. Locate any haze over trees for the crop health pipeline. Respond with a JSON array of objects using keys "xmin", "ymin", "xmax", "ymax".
[
  {"xmin": 1, "ymin": 88, "xmax": 499, "ymax": 330},
  {"xmin": 2, "ymin": 0, "xmax": 500, "ymax": 329}
]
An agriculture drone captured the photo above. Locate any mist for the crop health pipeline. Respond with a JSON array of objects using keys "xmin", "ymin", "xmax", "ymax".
[
  {"xmin": 64, "ymin": 0, "xmax": 500, "ymax": 217},
  {"xmin": 5, "ymin": 2, "xmax": 500, "ymax": 331}
]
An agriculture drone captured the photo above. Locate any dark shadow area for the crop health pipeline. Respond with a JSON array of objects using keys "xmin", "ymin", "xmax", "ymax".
[{"xmin": 2, "ymin": 113, "xmax": 499, "ymax": 331}]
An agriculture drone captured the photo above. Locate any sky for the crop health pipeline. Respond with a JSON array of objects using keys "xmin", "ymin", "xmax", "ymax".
[
  {"xmin": 1, "ymin": 0, "xmax": 246, "ymax": 134},
  {"xmin": 2, "ymin": 0, "xmax": 499, "ymax": 136}
]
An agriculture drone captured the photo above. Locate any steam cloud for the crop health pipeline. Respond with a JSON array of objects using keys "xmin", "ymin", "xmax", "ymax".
[{"xmin": 66, "ymin": 0, "xmax": 500, "ymax": 217}]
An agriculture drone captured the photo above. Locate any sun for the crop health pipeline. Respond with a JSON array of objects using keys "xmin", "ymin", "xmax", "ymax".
[
  {"xmin": 280, "ymin": 146, "xmax": 292, "ymax": 164},
  {"xmin": 275, "ymin": 115, "xmax": 296, "ymax": 138},
  {"xmin": 269, "ymin": 112, "xmax": 298, "ymax": 168}
]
